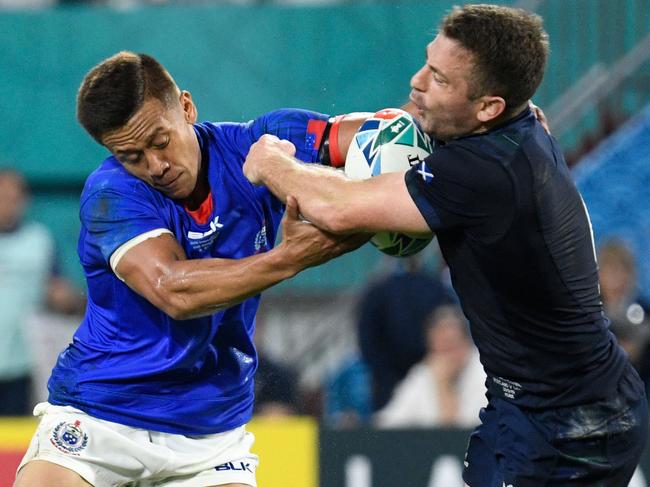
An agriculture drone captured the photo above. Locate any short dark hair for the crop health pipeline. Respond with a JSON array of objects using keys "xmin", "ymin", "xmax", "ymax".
[
  {"xmin": 76, "ymin": 51, "xmax": 179, "ymax": 143},
  {"xmin": 441, "ymin": 4, "xmax": 549, "ymax": 113}
]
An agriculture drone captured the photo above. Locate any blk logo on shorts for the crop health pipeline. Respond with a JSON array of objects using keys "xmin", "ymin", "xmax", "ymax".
[
  {"xmin": 50, "ymin": 420, "xmax": 89, "ymax": 455},
  {"xmin": 215, "ymin": 461, "xmax": 254, "ymax": 473}
]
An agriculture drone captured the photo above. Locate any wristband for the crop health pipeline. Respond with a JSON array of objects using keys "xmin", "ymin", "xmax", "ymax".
[
  {"xmin": 318, "ymin": 121, "xmax": 333, "ymax": 166},
  {"xmin": 329, "ymin": 115, "xmax": 346, "ymax": 168}
]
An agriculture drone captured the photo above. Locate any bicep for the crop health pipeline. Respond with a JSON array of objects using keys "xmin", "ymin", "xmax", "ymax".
[{"xmin": 113, "ymin": 232, "xmax": 187, "ymax": 307}]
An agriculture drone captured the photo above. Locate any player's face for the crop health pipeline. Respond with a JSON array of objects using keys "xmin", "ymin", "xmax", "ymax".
[
  {"xmin": 409, "ymin": 35, "xmax": 484, "ymax": 141},
  {"xmin": 102, "ymin": 91, "xmax": 201, "ymax": 200}
]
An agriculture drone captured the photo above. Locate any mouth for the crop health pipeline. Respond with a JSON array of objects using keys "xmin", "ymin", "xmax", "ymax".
[
  {"xmin": 156, "ymin": 173, "xmax": 181, "ymax": 190},
  {"xmin": 409, "ymin": 93, "xmax": 425, "ymax": 113}
]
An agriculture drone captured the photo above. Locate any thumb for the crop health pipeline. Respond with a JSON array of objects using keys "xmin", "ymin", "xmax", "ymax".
[{"xmin": 285, "ymin": 195, "xmax": 299, "ymax": 221}]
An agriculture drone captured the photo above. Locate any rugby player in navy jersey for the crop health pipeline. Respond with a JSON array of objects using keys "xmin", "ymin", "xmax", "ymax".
[
  {"xmin": 244, "ymin": 4, "xmax": 649, "ymax": 487},
  {"xmin": 14, "ymin": 51, "xmax": 369, "ymax": 487}
]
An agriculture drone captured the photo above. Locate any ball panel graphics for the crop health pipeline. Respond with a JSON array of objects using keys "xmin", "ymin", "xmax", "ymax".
[{"xmin": 344, "ymin": 108, "xmax": 434, "ymax": 257}]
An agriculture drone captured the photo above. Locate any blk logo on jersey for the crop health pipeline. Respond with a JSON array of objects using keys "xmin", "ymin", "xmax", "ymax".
[
  {"xmin": 187, "ymin": 215, "xmax": 223, "ymax": 251},
  {"xmin": 187, "ymin": 215, "xmax": 224, "ymax": 240},
  {"xmin": 50, "ymin": 419, "xmax": 89, "ymax": 455},
  {"xmin": 215, "ymin": 461, "xmax": 254, "ymax": 473}
]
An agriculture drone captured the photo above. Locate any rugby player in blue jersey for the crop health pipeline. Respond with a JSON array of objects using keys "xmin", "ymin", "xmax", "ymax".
[
  {"xmin": 14, "ymin": 51, "xmax": 368, "ymax": 487},
  {"xmin": 244, "ymin": 4, "xmax": 649, "ymax": 486}
]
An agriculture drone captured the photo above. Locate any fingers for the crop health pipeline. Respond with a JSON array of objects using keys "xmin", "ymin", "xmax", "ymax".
[
  {"xmin": 529, "ymin": 100, "xmax": 550, "ymax": 134},
  {"xmin": 278, "ymin": 139, "xmax": 297, "ymax": 157},
  {"xmin": 244, "ymin": 135, "xmax": 298, "ymax": 185},
  {"xmin": 329, "ymin": 233, "xmax": 372, "ymax": 257},
  {"xmin": 342, "ymin": 233, "xmax": 372, "ymax": 249},
  {"xmin": 258, "ymin": 134, "xmax": 296, "ymax": 156}
]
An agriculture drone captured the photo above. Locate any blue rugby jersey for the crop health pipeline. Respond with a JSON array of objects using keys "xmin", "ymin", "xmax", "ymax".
[
  {"xmin": 405, "ymin": 108, "xmax": 630, "ymax": 409},
  {"xmin": 48, "ymin": 109, "xmax": 329, "ymax": 434}
]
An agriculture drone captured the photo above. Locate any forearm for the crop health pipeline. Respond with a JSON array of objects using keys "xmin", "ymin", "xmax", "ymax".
[
  {"xmin": 153, "ymin": 246, "xmax": 299, "ymax": 320},
  {"xmin": 257, "ymin": 155, "xmax": 354, "ymax": 231}
]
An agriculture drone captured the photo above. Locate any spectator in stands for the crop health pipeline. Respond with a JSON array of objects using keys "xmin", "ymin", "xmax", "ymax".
[
  {"xmin": 611, "ymin": 315, "xmax": 650, "ymax": 373},
  {"xmin": 0, "ymin": 169, "xmax": 84, "ymax": 415},
  {"xmin": 598, "ymin": 239, "xmax": 649, "ymax": 325},
  {"xmin": 253, "ymin": 313, "xmax": 300, "ymax": 418},
  {"xmin": 253, "ymin": 355, "xmax": 299, "ymax": 417},
  {"xmin": 323, "ymin": 355, "xmax": 372, "ymax": 428},
  {"xmin": 0, "ymin": 0, "xmax": 55, "ymax": 9},
  {"xmin": 599, "ymin": 240, "xmax": 650, "ymax": 401},
  {"xmin": 357, "ymin": 255, "xmax": 452, "ymax": 412},
  {"xmin": 610, "ymin": 314, "xmax": 650, "ymax": 400},
  {"xmin": 374, "ymin": 305, "xmax": 486, "ymax": 428}
]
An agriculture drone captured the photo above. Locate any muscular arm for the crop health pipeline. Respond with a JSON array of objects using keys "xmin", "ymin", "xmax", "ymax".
[
  {"xmin": 115, "ymin": 197, "xmax": 367, "ymax": 320},
  {"xmin": 243, "ymin": 136, "xmax": 431, "ymax": 236}
]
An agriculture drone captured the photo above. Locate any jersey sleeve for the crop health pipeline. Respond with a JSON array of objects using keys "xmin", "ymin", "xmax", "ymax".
[
  {"xmin": 218, "ymin": 109, "xmax": 330, "ymax": 163},
  {"xmin": 80, "ymin": 178, "xmax": 170, "ymax": 266},
  {"xmin": 404, "ymin": 144, "xmax": 515, "ymax": 238}
]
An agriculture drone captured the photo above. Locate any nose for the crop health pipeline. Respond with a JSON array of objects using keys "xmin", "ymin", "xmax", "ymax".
[
  {"xmin": 410, "ymin": 65, "xmax": 428, "ymax": 92},
  {"xmin": 146, "ymin": 151, "xmax": 170, "ymax": 177}
]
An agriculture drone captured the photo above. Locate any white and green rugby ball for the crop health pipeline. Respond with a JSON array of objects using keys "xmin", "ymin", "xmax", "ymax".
[{"xmin": 345, "ymin": 108, "xmax": 434, "ymax": 257}]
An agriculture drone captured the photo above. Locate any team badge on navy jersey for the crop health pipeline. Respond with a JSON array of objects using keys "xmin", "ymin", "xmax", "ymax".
[
  {"xmin": 413, "ymin": 159, "xmax": 434, "ymax": 182},
  {"xmin": 50, "ymin": 419, "xmax": 89, "ymax": 455}
]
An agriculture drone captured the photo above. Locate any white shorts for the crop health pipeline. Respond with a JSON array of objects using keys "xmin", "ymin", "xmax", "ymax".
[{"xmin": 18, "ymin": 402, "xmax": 258, "ymax": 487}]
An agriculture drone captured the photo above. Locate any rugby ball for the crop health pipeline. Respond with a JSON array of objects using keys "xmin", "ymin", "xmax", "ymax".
[{"xmin": 345, "ymin": 108, "xmax": 434, "ymax": 257}]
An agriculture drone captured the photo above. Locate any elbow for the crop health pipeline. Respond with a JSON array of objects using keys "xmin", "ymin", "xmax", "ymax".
[
  {"xmin": 163, "ymin": 303, "xmax": 194, "ymax": 321},
  {"xmin": 151, "ymin": 270, "xmax": 196, "ymax": 320},
  {"xmin": 156, "ymin": 292, "xmax": 194, "ymax": 321}
]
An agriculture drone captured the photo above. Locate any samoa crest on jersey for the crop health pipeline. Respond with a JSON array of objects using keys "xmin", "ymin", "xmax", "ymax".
[{"xmin": 50, "ymin": 419, "xmax": 89, "ymax": 455}]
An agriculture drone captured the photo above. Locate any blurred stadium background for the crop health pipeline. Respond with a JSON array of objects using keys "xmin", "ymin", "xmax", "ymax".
[{"xmin": 0, "ymin": 0, "xmax": 649, "ymax": 486}]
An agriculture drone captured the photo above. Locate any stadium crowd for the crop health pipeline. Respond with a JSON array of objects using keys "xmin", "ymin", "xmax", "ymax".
[{"xmin": 0, "ymin": 0, "xmax": 351, "ymax": 9}]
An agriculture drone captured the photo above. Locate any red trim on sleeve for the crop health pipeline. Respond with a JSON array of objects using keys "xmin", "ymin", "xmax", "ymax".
[
  {"xmin": 185, "ymin": 191, "xmax": 213, "ymax": 225},
  {"xmin": 306, "ymin": 119, "xmax": 328, "ymax": 150},
  {"xmin": 329, "ymin": 115, "xmax": 346, "ymax": 168}
]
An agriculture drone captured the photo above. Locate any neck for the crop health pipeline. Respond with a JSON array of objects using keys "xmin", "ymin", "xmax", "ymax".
[
  {"xmin": 183, "ymin": 169, "xmax": 209, "ymax": 211},
  {"xmin": 182, "ymin": 129, "xmax": 209, "ymax": 210},
  {"xmin": 482, "ymin": 102, "xmax": 528, "ymax": 132}
]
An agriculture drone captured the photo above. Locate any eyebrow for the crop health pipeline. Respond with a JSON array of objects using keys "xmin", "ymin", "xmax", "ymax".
[
  {"xmin": 114, "ymin": 127, "xmax": 165, "ymax": 156},
  {"xmin": 424, "ymin": 46, "xmax": 449, "ymax": 82}
]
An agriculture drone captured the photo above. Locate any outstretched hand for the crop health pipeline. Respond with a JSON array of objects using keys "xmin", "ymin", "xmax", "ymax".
[{"xmin": 279, "ymin": 195, "xmax": 370, "ymax": 272}]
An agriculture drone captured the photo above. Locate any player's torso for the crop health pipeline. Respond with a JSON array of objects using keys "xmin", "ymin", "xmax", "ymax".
[
  {"xmin": 436, "ymin": 117, "xmax": 627, "ymax": 408},
  {"xmin": 166, "ymin": 127, "xmax": 276, "ymax": 261},
  {"xmin": 49, "ymin": 123, "xmax": 281, "ymax": 434}
]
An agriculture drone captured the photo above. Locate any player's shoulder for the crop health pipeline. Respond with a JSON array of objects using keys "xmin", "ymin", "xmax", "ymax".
[
  {"xmin": 427, "ymin": 110, "xmax": 541, "ymax": 180},
  {"xmin": 424, "ymin": 139, "xmax": 508, "ymax": 187},
  {"xmin": 449, "ymin": 108, "xmax": 538, "ymax": 156},
  {"xmin": 81, "ymin": 157, "xmax": 156, "ymax": 202},
  {"xmin": 80, "ymin": 156, "xmax": 166, "ymax": 220}
]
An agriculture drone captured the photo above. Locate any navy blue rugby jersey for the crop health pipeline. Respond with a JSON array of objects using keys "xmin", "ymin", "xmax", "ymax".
[
  {"xmin": 405, "ymin": 108, "xmax": 629, "ymax": 409},
  {"xmin": 48, "ymin": 109, "xmax": 329, "ymax": 434}
]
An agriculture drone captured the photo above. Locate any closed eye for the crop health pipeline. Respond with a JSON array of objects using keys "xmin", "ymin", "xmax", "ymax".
[{"xmin": 153, "ymin": 136, "xmax": 170, "ymax": 149}]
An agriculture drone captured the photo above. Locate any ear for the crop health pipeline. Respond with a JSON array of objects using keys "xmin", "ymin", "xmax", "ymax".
[
  {"xmin": 180, "ymin": 90, "xmax": 198, "ymax": 124},
  {"xmin": 476, "ymin": 95, "xmax": 506, "ymax": 123}
]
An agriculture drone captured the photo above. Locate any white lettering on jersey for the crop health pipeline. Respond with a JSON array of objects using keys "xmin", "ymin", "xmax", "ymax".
[{"xmin": 187, "ymin": 216, "xmax": 224, "ymax": 240}]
